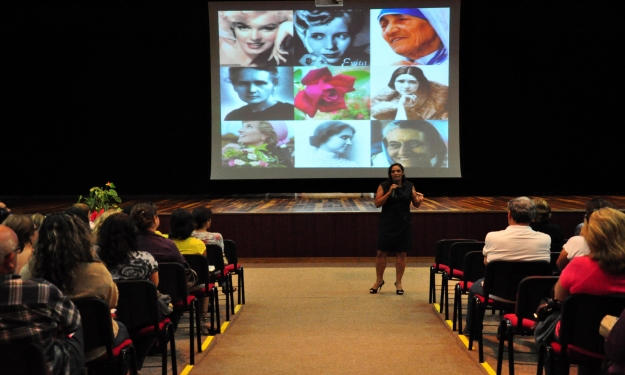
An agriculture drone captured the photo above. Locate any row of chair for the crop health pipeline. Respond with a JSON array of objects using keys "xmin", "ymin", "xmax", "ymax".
[
  {"xmin": 72, "ymin": 239, "xmax": 245, "ymax": 375},
  {"xmin": 429, "ymin": 239, "xmax": 625, "ymax": 375}
]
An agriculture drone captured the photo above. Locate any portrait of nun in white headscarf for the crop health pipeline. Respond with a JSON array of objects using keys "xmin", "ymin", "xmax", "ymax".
[{"xmin": 372, "ymin": 8, "xmax": 449, "ymax": 66}]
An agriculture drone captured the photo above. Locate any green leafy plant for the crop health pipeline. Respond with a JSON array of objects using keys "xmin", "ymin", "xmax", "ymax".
[{"xmin": 78, "ymin": 182, "xmax": 122, "ymax": 213}]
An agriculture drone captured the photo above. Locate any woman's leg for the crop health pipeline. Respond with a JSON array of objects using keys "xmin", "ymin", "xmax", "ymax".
[
  {"xmin": 395, "ymin": 252, "xmax": 407, "ymax": 289},
  {"xmin": 373, "ymin": 251, "xmax": 387, "ymax": 287}
]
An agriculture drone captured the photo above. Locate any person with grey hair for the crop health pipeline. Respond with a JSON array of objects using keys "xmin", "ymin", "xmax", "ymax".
[
  {"xmin": 0, "ymin": 225, "xmax": 84, "ymax": 375},
  {"xmin": 463, "ymin": 197, "xmax": 551, "ymax": 334},
  {"xmin": 371, "ymin": 120, "xmax": 447, "ymax": 168}
]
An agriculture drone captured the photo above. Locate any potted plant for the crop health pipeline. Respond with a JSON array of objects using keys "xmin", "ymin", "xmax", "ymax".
[{"xmin": 77, "ymin": 182, "xmax": 122, "ymax": 221}]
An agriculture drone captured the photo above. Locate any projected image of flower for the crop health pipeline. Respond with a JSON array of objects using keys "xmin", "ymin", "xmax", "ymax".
[{"xmin": 294, "ymin": 67, "xmax": 370, "ymax": 120}]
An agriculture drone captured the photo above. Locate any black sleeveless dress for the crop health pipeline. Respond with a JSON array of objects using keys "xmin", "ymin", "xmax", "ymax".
[{"xmin": 377, "ymin": 181, "xmax": 414, "ymax": 252}]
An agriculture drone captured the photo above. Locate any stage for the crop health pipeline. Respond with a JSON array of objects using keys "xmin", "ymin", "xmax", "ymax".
[{"xmin": 4, "ymin": 195, "xmax": 624, "ymax": 260}]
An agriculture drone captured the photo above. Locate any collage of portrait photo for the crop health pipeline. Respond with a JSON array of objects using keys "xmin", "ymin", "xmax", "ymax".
[{"xmin": 217, "ymin": 8, "xmax": 450, "ymax": 169}]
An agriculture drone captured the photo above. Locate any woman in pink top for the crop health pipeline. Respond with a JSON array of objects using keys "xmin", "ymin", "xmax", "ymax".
[{"xmin": 555, "ymin": 207, "xmax": 625, "ymax": 300}]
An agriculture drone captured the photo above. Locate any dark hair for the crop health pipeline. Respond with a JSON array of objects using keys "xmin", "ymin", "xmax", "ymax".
[
  {"xmin": 192, "ymin": 207, "xmax": 213, "ymax": 229},
  {"xmin": 382, "ymin": 121, "xmax": 447, "ymax": 168},
  {"xmin": 228, "ymin": 67, "xmax": 279, "ymax": 86},
  {"xmin": 533, "ymin": 198, "xmax": 552, "ymax": 222},
  {"xmin": 97, "ymin": 213, "xmax": 138, "ymax": 268},
  {"xmin": 309, "ymin": 121, "xmax": 356, "ymax": 147},
  {"xmin": 64, "ymin": 206, "xmax": 90, "ymax": 226},
  {"xmin": 387, "ymin": 66, "xmax": 430, "ymax": 91},
  {"xmin": 0, "ymin": 206, "xmax": 10, "ymax": 223},
  {"xmin": 585, "ymin": 198, "xmax": 613, "ymax": 216},
  {"xmin": 294, "ymin": 9, "xmax": 365, "ymax": 36},
  {"xmin": 168, "ymin": 208, "xmax": 195, "ymax": 240},
  {"xmin": 2, "ymin": 214, "xmax": 36, "ymax": 248},
  {"xmin": 31, "ymin": 213, "xmax": 94, "ymax": 294},
  {"xmin": 507, "ymin": 197, "xmax": 536, "ymax": 224},
  {"xmin": 385, "ymin": 163, "xmax": 406, "ymax": 184},
  {"xmin": 130, "ymin": 203, "xmax": 158, "ymax": 231}
]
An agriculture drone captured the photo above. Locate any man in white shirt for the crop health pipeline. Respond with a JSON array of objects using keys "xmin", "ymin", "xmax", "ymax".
[{"xmin": 463, "ymin": 196, "xmax": 551, "ymax": 334}]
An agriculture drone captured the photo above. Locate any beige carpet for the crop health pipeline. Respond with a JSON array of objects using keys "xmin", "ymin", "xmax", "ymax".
[{"xmin": 163, "ymin": 264, "xmax": 487, "ymax": 375}]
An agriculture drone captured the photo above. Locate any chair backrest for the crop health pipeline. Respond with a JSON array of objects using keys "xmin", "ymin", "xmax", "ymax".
[
  {"xmin": 72, "ymin": 297, "xmax": 114, "ymax": 357},
  {"xmin": 184, "ymin": 254, "xmax": 210, "ymax": 288},
  {"xmin": 514, "ymin": 276, "xmax": 559, "ymax": 326},
  {"xmin": 0, "ymin": 342, "xmax": 48, "ymax": 375},
  {"xmin": 157, "ymin": 262, "xmax": 190, "ymax": 305},
  {"xmin": 461, "ymin": 251, "xmax": 486, "ymax": 288},
  {"xmin": 549, "ymin": 252, "xmax": 561, "ymax": 275},
  {"xmin": 559, "ymin": 294, "xmax": 625, "ymax": 359},
  {"xmin": 115, "ymin": 280, "xmax": 161, "ymax": 332},
  {"xmin": 550, "ymin": 239, "xmax": 565, "ymax": 253},
  {"xmin": 224, "ymin": 239, "xmax": 238, "ymax": 265},
  {"xmin": 206, "ymin": 244, "xmax": 225, "ymax": 274},
  {"xmin": 434, "ymin": 239, "xmax": 476, "ymax": 268},
  {"xmin": 449, "ymin": 242, "xmax": 485, "ymax": 274},
  {"xmin": 483, "ymin": 261, "xmax": 553, "ymax": 304}
]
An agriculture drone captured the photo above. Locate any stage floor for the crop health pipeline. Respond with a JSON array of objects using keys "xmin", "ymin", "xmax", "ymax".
[{"xmin": 4, "ymin": 194, "xmax": 624, "ymax": 215}]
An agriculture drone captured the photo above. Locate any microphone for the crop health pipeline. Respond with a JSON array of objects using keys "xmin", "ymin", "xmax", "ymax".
[{"xmin": 391, "ymin": 189, "xmax": 395, "ymax": 198}]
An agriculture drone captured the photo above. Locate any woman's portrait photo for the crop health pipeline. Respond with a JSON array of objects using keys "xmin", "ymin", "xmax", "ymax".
[
  {"xmin": 293, "ymin": 9, "xmax": 369, "ymax": 67},
  {"xmin": 293, "ymin": 120, "xmax": 371, "ymax": 168},
  {"xmin": 370, "ymin": 66, "xmax": 448, "ymax": 121},
  {"xmin": 218, "ymin": 10, "xmax": 294, "ymax": 67},
  {"xmin": 221, "ymin": 67, "xmax": 295, "ymax": 121},
  {"xmin": 221, "ymin": 120, "xmax": 294, "ymax": 168},
  {"xmin": 293, "ymin": 66, "xmax": 370, "ymax": 120},
  {"xmin": 371, "ymin": 120, "xmax": 448, "ymax": 168},
  {"xmin": 370, "ymin": 8, "xmax": 449, "ymax": 66}
]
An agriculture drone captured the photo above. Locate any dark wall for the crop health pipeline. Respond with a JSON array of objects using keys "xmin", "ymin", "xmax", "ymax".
[
  {"xmin": 5, "ymin": 1, "xmax": 624, "ymax": 197},
  {"xmin": 157, "ymin": 211, "xmax": 583, "ymax": 258}
]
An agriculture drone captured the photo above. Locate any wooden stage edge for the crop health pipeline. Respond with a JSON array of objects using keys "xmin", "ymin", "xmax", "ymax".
[
  {"xmin": 3, "ymin": 194, "xmax": 625, "ymax": 215},
  {"xmin": 4, "ymin": 194, "xmax": 623, "ymax": 259}
]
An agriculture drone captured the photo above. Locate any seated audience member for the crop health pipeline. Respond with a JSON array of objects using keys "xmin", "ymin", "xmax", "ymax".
[
  {"xmin": 2, "ymin": 214, "xmax": 37, "ymax": 274},
  {"xmin": 548, "ymin": 208, "xmax": 625, "ymax": 360},
  {"xmin": 64, "ymin": 204, "xmax": 90, "ymax": 227},
  {"xmin": 0, "ymin": 201, "xmax": 11, "ymax": 222},
  {"xmin": 574, "ymin": 198, "xmax": 613, "ymax": 236},
  {"xmin": 0, "ymin": 225, "xmax": 84, "ymax": 375},
  {"xmin": 25, "ymin": 213, "xmax": 129, "ymax": 362},
  {"xmin": 464, "ymin": 197, "xmax": 551, "ymax": 334},
  {"xmin": 130, "ymin": 203, "xmax": 185, "ymax": 264},
  {"xmin": 168, "ymin": 209, "xmax": 206, "ymax": 256},
  {"xmin": 97, "ymin": 213, "xmax": 159, "ymax": 285},
  {"xmin": 555, "ymin": 234, "xmax": 591, "ymax": 271},
  {"xmin": 529, "ymin": 198, "xmax": 564, "ymax": 251},
  {"xmin": 96, "ymin": 212, "xmax": 160, "ymax": 368},
  {"xmin": 31, "ymin": 213, "xmax": 45, "ymax": 232},
  {"xmin": 192, "ymin": 207, "xmax": 229, "ymax": 272},
  {"xmin": 604, "ymin": 308, "xmax": 625, "ymax": 375},
  {"xmin": 91, "ymin": 209, "xmax": 120, "ymax": 239},
  {"xmin": 192, "ymin": 207, "xmax": 225, "ymax": 253}
]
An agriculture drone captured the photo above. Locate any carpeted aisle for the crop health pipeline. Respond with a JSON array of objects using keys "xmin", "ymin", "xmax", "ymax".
[{"xmin": 187, "ymin": 264, "xmax": 487, "ymax": 375}]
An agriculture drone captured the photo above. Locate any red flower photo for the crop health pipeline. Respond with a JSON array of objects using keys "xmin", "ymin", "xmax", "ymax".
[{"xmin": 294, "ymin": 67, "xmax": 356, "ymax": 118}]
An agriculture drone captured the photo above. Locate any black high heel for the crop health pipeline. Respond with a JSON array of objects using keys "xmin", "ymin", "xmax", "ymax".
[
  {"xmin": 370, "ymin": 280, "xmax": 385, "ymax": 294},
  {"xmin": 395, "ymin": 282, "xmax": 404, "ymax": 295}
]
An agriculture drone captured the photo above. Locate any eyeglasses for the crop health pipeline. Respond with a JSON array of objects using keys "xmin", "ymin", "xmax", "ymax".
[{"xmin": 4, "ymin": 245, "xmax": 23, "ymax": 259}]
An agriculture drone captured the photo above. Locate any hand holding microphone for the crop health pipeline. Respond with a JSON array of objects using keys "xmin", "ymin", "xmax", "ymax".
[{"xmin": 390, "ymin": 184, "xmax": 398, "ymax": 198}]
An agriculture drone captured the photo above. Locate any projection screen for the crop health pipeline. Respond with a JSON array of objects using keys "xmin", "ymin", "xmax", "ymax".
[{"xmin": 209, "ymin": 0, "xmax": 461, "ymax": 180}]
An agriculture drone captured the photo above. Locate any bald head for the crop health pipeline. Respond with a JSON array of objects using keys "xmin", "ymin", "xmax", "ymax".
[{"xmin": 0, "ymin": 225, "xmax": 19, "ymax": 275}]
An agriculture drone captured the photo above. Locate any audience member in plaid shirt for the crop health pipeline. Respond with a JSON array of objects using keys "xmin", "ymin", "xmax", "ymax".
[{"xmin": 0, "ymin": 225, "xmax": 84, "ymax": 375}]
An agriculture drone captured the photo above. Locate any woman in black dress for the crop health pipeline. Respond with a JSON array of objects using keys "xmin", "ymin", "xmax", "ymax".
[{"xmin": 370, "ymin": 163, "xmax": 424, "ymax": 295}]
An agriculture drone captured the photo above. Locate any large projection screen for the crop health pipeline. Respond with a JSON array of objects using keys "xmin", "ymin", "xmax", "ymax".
[{"xmin": 209, "ymin": 0, "xmax": 460, "ymax": 180}]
